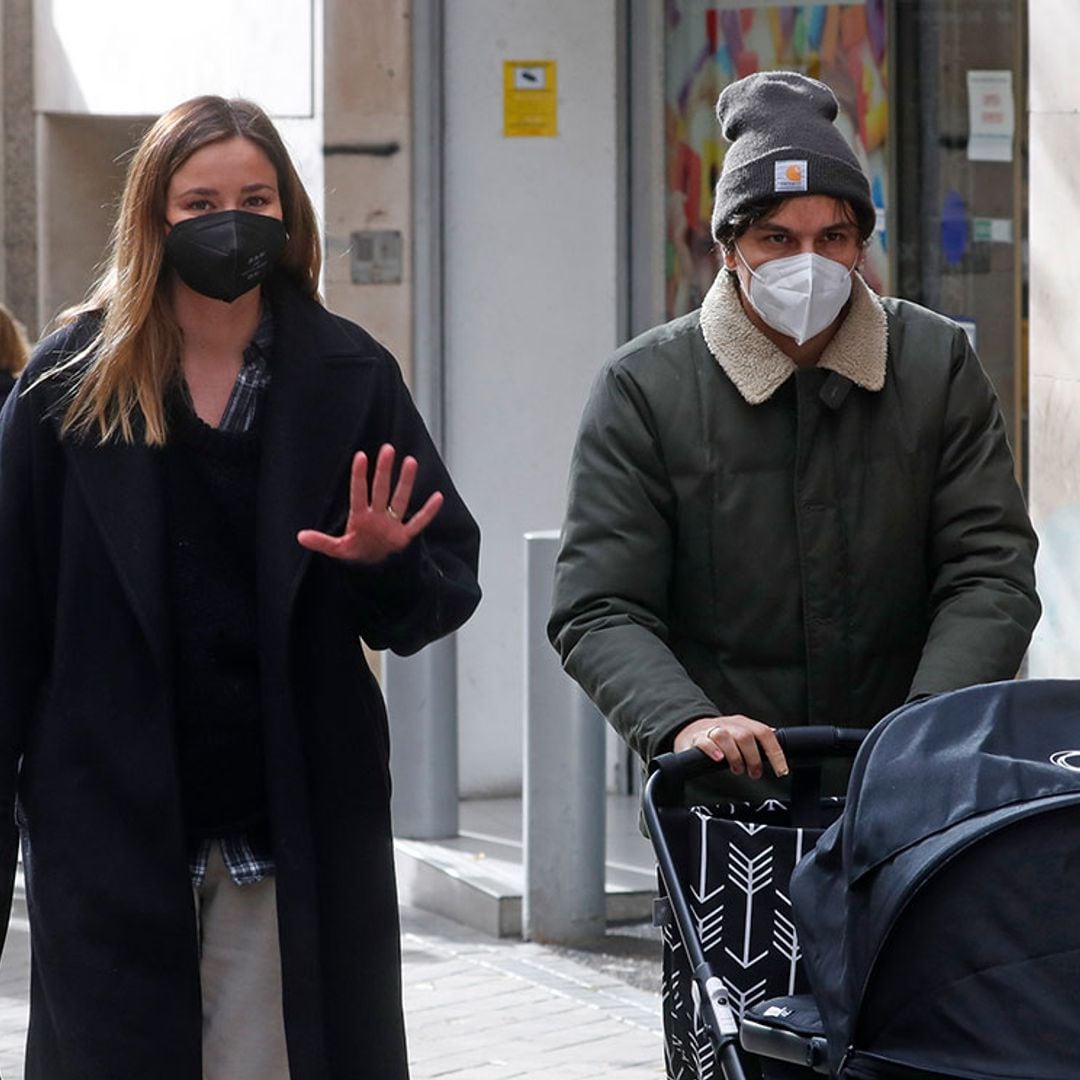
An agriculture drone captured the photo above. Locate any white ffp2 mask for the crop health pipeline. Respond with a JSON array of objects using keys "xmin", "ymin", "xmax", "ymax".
[{"xmin": 736, "ymin": 247, "xmax": 855, "ymax": 346}]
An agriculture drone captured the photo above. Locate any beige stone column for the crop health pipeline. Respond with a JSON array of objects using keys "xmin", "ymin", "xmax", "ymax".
[
  {"xmin": 1027, "ymin": 3, "xmax": 1080, "ymax": 675},
  {"xmin": 322, "ymin": 0, "xmax": 465, "ymax": 839},
  {"xmin": 322, "ymin": 0, "xmax": 413, "ymax": 378}
]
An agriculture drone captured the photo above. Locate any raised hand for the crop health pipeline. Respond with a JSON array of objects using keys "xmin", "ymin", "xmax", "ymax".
[{"xmin": 297, "ymin": 443, "xmax": 444, "ymax": 565}]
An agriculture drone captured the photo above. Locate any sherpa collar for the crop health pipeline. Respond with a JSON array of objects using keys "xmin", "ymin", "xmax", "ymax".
[{"xmin": 698, "ymin": 269, "xmax": 888, "ymax": 405}]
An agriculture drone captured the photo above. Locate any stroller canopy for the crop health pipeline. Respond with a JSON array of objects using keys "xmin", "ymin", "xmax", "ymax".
[{"xmin": 791, "ymin": 679, "xmax": 1080, "ymax": 1077}]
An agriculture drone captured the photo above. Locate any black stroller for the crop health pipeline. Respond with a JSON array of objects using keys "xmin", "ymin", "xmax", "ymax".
[{"xmin": 646, "ymin": 679, "xmax": 1080, "ymax": 1079}]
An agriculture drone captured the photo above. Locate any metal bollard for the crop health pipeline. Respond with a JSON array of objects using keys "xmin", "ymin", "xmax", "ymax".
[
  {"xmin": 390, "ymin": 0, "xmax": 458, "ymax": 844},
  {"xmin": 386, "ymin": 637, "xmax": 460, "ymax": 840},
  {"xmin": 523, "ymin": 531, "xmax": 606, "ymax": 943}
]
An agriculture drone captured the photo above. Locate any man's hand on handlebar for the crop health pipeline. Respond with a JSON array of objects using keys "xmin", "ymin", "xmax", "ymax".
[{"xmin": 672, "ymin": 715, "xmax": 789, "ymax": 780}]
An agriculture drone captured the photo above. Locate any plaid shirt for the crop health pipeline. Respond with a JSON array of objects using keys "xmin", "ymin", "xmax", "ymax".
[
  {"xmin": 190, "ymin": 834, "xmax": 272, "ymax": 888},
  {"xmin": 189, "ymin": 302, "xmax": 275, "ymax": 889},
  {"xmin": 217, "ymin": 303, "xmax": 273, "ymax": 433}
]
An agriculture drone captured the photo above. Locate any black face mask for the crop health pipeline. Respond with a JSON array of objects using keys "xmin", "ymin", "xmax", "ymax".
[{"xmin": 163, "ymin": 210, "xmax": 287, "ymax": 303}]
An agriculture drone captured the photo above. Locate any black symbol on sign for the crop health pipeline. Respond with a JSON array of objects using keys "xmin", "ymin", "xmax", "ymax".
[{"xmin": 513, "ymin": 66, "xmax": 547, "ymax": 90}]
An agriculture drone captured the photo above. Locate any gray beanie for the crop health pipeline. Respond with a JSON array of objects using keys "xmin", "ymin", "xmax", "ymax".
[{"xmin": 710, "ymin": 71, "xmax": 874, "ymax": 241}]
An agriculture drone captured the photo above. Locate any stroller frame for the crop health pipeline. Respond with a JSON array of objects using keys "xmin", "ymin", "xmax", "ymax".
[{"xmin": 644, "ymin": 726, "xmax": 865, "ymax": 1080}]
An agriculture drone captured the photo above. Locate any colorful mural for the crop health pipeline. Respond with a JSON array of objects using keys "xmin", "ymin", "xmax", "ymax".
[{"xmin": 665, "ymin": 1, "xmax": 889, "ymax": 317}]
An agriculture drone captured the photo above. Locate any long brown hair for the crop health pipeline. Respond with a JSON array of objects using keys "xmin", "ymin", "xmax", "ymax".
[
  {"xmin": 50, "ymin": 96, "xmax": 322, "ymax": 446},
  {"xmin": 0, "ymin": 303, "xmax": 30, "ymax": 378}
]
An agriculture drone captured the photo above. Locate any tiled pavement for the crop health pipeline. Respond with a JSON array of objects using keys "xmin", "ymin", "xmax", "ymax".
[
  {"xmin": 401, "ymin": 907, "xmax": 664, "ymax": 1079},
  {"xmin": 0, "ymin": 887, "xmax": 28, "ymax": 1080},
  {"xmin": 0, "ymin": 888, "xmax": 665, "ymax": 1079}
]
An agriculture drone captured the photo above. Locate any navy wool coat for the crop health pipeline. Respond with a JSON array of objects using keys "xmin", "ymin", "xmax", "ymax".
[{"xmin": 0, "ymin": 279, "xmax": 481, "ymax": 1079}]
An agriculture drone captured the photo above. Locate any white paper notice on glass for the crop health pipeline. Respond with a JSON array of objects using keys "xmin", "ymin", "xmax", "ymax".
[{"xmin": 967, "ymin": 70, "xmax": 1014, "ymax": 162}]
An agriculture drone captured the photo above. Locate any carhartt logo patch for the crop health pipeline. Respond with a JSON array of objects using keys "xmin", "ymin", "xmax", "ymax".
[{"xmin": 775, "ymin": 159, "xmax": 808, "ymax": 193}]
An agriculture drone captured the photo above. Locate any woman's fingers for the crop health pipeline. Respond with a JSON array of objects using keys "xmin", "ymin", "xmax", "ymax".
[
  {"xmin": 346, "ymin": 451, "xmax": 370, "ymax": 527},
  {"xmin": 369, "ymin": 444, "xmax": 396, "ymax": 513},
  {"xmin": 403, "ymin": 491, "xmax": 444, "ymax": 538},
  {"xmin": 296, "ymin": 528, "xmax": 343, "ymax": 557},
  {"xmin": 389, "ymin": 455, "xmax": 418, "ymax": 520},
  {"xmin": 298, "ymin": 446, "xmax": 443, "ymax": 562}
]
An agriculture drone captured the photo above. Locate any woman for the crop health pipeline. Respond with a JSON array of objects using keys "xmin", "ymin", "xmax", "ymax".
[
  {"xmin": 0, "ymin": 302, "xmax": 30, "ymax": 411},
  {"xmin": 0, "ymin": 96, "xmax": 481, "ymax": 1079}
]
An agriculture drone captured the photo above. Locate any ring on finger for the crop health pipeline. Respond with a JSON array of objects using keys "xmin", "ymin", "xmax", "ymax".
[
  {"xmin": 707, "ymin": 725, "xmax": 723, "ymax": 741},
  {"xmin": 386, "ymin": 506, "xmax": 401, "ymax": 521}
]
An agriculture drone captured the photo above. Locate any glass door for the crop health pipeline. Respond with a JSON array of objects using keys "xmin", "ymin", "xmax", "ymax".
[{"xmin": 894, "ymin": 0, "xmax": 1027, "ymax": 475}]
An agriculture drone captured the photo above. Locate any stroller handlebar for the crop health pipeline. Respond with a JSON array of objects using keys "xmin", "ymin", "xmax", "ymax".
[
  {"xmin": 777, "ymin": 725, "xmax": 866, "ymax": 758},
  {"xmin": 648, "ymin": 725, "xmax": 865, "ymax": 802}
]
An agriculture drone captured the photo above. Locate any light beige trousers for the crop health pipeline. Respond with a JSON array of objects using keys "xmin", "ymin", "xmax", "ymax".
[{"xmin": 195, "ymin": 844, "xmax": 291, "ymax": 1080}]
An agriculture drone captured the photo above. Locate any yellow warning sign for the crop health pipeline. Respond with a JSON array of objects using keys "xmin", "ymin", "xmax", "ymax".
[{"xmin": 504, "ymin": 60, "xmax": 557, "ymax": 137}]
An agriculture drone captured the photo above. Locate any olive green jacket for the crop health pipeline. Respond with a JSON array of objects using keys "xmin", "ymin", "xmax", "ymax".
[{"xmin": 549, "ymin": 272, "xmax": 1040, "ymax": 799}]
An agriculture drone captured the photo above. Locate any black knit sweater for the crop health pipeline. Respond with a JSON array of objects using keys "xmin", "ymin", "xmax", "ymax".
[{"xmin": 162, "ymin": 401, "xmax": 267, "ymax": 844}]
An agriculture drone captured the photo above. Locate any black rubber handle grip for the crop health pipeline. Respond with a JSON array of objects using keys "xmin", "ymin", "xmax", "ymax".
[
  {"xmin": 648, "ymin": 725, "xmax": 865, "ymax": 805},
  {"xmin": 777, "ymin": 726, "xmax": 865, "ymax": 758}
]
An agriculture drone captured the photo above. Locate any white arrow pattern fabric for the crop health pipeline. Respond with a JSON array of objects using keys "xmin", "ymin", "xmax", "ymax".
[{"xmin": 660, "ymin": 799, "xmax": 842, "ymax": 1079}]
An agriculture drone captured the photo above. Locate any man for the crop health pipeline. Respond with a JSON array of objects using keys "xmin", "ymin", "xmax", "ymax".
[
  {"xmin": 549, "ymin": 70, "xmax": 1039, "ymax": 802},
  {"xmin": 550, "ymin": 68, "xmax": 1038, "ymax": 1079}
]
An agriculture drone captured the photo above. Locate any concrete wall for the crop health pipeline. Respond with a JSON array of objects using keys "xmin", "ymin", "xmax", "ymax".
[
  {"xmin": 35, "ymin": 0, "xmax": 315, "ymax": 117},
  {"xmin": 443, "ymin": 1, "xmax": 622, "ymax": 795},
  {"xmin": 36, "ymin": 115, "xmax": 148, "ymax": 325},
  {"xmin": 1027, "ymin": 2, "xmax": 1080, "ymax": 677}
]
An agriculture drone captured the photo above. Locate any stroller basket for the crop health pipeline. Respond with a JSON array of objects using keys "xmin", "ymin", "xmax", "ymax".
[{"xmin": 645, "ymin": 726, "xmax": 864, "ymax": 1080}]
